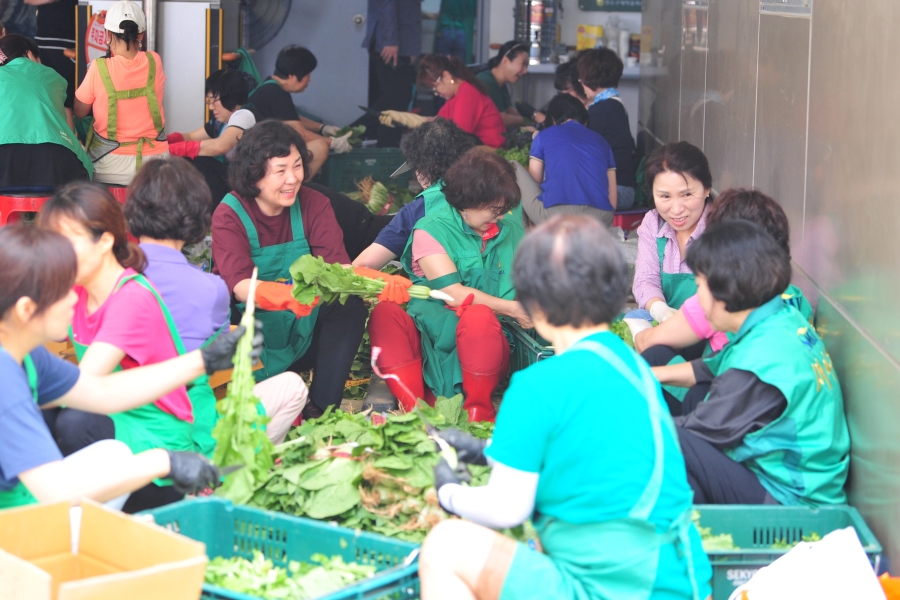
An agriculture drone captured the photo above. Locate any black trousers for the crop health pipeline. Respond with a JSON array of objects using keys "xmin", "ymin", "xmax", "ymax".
[
  {"xmin": 188, "ymin": 156, "xmax": 230, "ymax": 212},
  {"xmin": 641, "ymin": 344, "xmax": 711, "ymax": 416},
  {"xmin": 350, "ymin": 52, "xmax": 414, "ymax": 148},
  {"xmin": 306, "ymin": 182, "xmax": 392, "ymax": 261},
  {"xmin": 287, "ymin": 295, "xmax": 368, "ymax": 411},
  {"xmin": 41, "ymin": 407, "xmax": 185, "ymax": 513},
  {"xmin": 677, "ymin": 428, "xmax": 772, "ymax": 504}
]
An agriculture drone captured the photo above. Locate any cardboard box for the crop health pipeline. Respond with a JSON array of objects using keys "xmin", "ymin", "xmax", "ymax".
[{"xmin": 0, "ymin": 500, "xmax": 207, "ymax": 600}]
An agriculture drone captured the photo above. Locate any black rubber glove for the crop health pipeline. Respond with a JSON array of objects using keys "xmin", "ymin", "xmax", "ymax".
[
  {"xmin": 199, "ymin": 320, "xmax": 264, "ymax": 375},
  {"xmin": 433, "ymin": 457, "xmax": 462, "ymax": 515},
  {"xmin": 436, "ymin": 428, "xmax": 488, "ymax": 465},
  {"xmin": 167, "ymin": 451, "xmax": 221, "ymax": 494}
]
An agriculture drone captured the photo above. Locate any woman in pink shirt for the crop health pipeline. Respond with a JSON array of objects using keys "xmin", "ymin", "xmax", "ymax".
[
  {"xmin": 417, "ymin": 55, "xmax": 506, "ymax": 148},
  {"xmin": 40, "ymin": 181, "xmax": 195, "ymax": 512}
]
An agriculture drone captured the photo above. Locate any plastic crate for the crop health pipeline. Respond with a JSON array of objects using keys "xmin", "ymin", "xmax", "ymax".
[
  {"xmin": 315, "ymin": 148, "xmax": 410, "ymax": 193},
  {"xmin": 695, "ymin": 504, "xmax": 882, "ymax": 600},
  {"xmin": 501, "ymin": 319, "xmax": 555, "ymax": 372},
  {"xmin": 144, "ymin": 497, "xmax": 419, "ymax": 600}
]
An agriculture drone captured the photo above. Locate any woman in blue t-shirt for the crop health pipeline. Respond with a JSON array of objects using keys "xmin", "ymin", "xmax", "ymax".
[
  {"xmin": 417, "ymin": 216, "xmax": 712, "ymax": 600},
  {"xmin": 0, "ymin": 225, "xmax": 255, "ymax": 511},
  {"xmin": 526, "ymin": 94, "xmax": 617, "ymax": 227}
]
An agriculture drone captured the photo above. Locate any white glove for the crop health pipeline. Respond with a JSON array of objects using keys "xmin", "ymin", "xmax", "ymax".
[
  {"xmin": 649, "ymin": 301, "xmax": 678, "ymax": 324},
  {"xmin": 330, "ymin": 132, "xmax": 353, "ymax": 154},
  {"xmin": 623, "ymin": 318, "xmax": 653, "ymax": 338},
  {"xmin": 378, "ymin": 110, "xmax": 428, "ymax": 128},
  {"xmin": 321, "ymin": 124, "xmax": 340, "ymax": 136}
]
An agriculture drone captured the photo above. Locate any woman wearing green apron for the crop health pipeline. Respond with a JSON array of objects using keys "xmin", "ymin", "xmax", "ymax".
[
  {"xmin": 632, "ymin": 142, "xmax": 713, "ymax": 326},
  {"xmin": 636, "ymin": 189, "xmax": 815, "ymax": 416},
  {"xmin": 419, "ymin": 216, "xmax": 712, "ymax": 600},
  {"xmin": 0, "ymin": 225, "xmax": 250, "ymax": 512},
  {"xmin": 40, "ymin": 182, "xmax": 206, "ymax": 512},
  {"xmin": 368, "ymin": 149, "xmax": 531, "ymax": 422},
  {"xmin": 211, "ymin": 121, "xmax": 371, "ymax": 419},
  {"xmin": 670, "ymin": 220, "xmax": 849, "ymax": 506}
]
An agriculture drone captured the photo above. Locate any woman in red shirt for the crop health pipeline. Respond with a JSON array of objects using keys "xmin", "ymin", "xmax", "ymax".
[{"xmin": 418, "ymin": 55, "xmax": 506, "ymax": 148}]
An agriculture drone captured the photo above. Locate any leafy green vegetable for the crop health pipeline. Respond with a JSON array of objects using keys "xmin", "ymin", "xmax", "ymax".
[
  {"xmin": 609, "ymin": 319, "xmax": 634, "ymax": 348},
  {"xmin": 205, "ymin": 551, "xmax": 376, "ymax": 600},
  {"xmin": 497, "ymin": 146, "xmax": 530, "ymax": 168},
  {"xmin": 693, "ymin": 511, "xmax": 822, "ymax": 552},
  {"xmin": 333, "ymin": 125, "xmax": 366, "ymax": 147},
  {"xmin": 289, "ymin": 255, "xmax": 434, "ymax": 305},
  {"xmin": 212, "ymin": 283, "xmax": 275, "ymax": 504}
]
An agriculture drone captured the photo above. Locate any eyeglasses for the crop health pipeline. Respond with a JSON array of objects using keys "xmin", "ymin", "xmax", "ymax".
[
  {"xmin": 205, "ymin": 95, "xmax": 220, "ymax": 106},
  {"xmin": 486, "ymin": 205, "xmax": 508, "ymax": 218}
]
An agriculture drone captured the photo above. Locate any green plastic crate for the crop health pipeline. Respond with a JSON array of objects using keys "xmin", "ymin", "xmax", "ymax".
[
  {"xmin": 501, "ymin": 319, "xmax": 555, "ymax": 372},
  {"xmin": 315, "ymin": 148, "xmax": 410, "ymax": 193},
  {"xmin": 695, "ymin": 504, "xmax": 882, "ymax": 600},
  {"xmin": 144, "ymin": 497, "xmax": 419, "ymax": 600}
]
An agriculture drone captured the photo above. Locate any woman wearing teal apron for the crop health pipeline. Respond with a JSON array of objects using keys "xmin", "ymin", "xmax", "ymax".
[
  {"xmin": 211, "ymin": 121, "xmax": 371, "ymax": 419},
  {"xmin": 672, "ymin": 220, "xmax": 849, "ymax": 506},
  {"xmin": 637, "ymin": 188, "xmax": 815, "ymax": 415},
  {"xmin": 368, "ymin": 149, "xmax": 530, "ymax": 422},
  {"xmin": 419, "ymin": 216, "xmax": 712, "ymax": 600},
  {"xmin": 0, "ymin": 226, "xmax": 244, "ymax": 512}
]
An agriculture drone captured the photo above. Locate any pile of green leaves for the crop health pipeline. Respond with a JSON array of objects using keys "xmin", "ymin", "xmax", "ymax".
[
  {"xmin": 248, "ymin": 396, "xmax": 492, "ymax": 543},
  {"xmin": 212, "ymin": 300, "xmax": 275, "ymax": 504},
  {"xmin": 693, "ymin": 511, "xmax": 822, "ymax": 552},
  {"xmin": 609, "ymin": 319, "xmax": 634, "ymax": 348},
  {"xmin": 205, "ymin": 551, "xmax": 376, "ymax": 600},
  {"xmin": 333, "ymin": 125, "xmax": 366, "ymax": 147},
  {"xmin": 289, "ymin": 255, "xmax": 433, "ymax": 305},
  {"xmin": 497, "ymin": 146, "xmax": 531, "ymax": 168}
]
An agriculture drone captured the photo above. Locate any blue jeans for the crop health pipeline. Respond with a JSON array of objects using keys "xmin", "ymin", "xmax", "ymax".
[
  {"xmin": 435, "ymin": 27, "xmax": 467, "ymax": 61},
  {"xmin": 617, "ymin": 185, "xmax": 636, "ymax": 210}
]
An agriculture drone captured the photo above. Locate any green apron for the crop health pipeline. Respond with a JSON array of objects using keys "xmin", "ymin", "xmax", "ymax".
[
  {"xmin": 502, "ymin": 339, "xmax": 706, "ymax": 600},
  {"xmin": 85, "ymin": 53, "xmax": 166, "ymax": 171},
  {"xmin": 704, "ymin": 297, "xmax": 849, "ymax": 506},
  {"xmin": 0, "ymin": 353, "xmax": 41, "ymax": 509},
  {"xmin": 68, "ymin": 274, "xmax": 198, "ymax": 463},
  {"xmin": 657, "ymin": 237, "xmax": 696, "ymax": 310},
  {"xmin": 400, "ymin": 204, "xmax": 523, "ymax": 397},
  {"xmin": 221, "ymin": 194, "xmax": 320, "ymax": 381},
  {"xmin": 0, "ymin": 58, "xmax": 93, "ymax": 176}
]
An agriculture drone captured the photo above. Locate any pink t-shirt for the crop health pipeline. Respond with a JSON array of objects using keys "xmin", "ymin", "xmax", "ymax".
[
  {"xmin": 70, "ymin": 269, "xmax": 193, "ymax": 422},
  {"xmin": 681, "ymin": 294, "xmax": 729, "ymax": 352}
]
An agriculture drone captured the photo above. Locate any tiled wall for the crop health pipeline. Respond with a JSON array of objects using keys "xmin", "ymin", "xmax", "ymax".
[{"xmin": 640, "ymin": 0, "xmax": 900, "ymax": 565}]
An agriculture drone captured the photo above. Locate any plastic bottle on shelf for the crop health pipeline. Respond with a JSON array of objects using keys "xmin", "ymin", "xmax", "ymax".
[{"xmin": 605, "ymin": 15, "xmax": 620, "ymax": 56}]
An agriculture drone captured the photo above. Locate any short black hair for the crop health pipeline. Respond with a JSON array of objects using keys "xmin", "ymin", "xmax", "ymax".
[
  {"xmin": 228, "ymin": 120, "xmax": 312, "ymax": 199},
  {"xmin": 400, "ymin": 118, "xmax": 477, "ymax": 186},
  {"xmin": 544, "ymin": 93, "xmax": 589, "ymax": 126},
  {"xmin": 487, "ymin": 40, "xmax": 529, "ymax": 69},
  {"xmin": 206, "ymin": 68, "xmax": 251, "ymax": 111},
  {"xmin": 125, "ymin": 158, "xmax": 211, "ymax": 244},
  {"xmin": 514, "ymin": 216, "xmax": 629, "ymax": 327},
  {"xmin": 553, "ymin": 59, "xmax": 586, "ymax": 100},
  {"xmin": 274, "ymin": 45, "xmax": 317, "ymax": 80},
  {"xmin": 441, "ymin": 148, "xmax": 520, "ymax": 214},
  {"xmin": 686, "ymin": 219, "xmax": 791, "ymax": 312},
  {"xmin": 0, "ymin": 34, "xmax": 41, "ymax": 65},
  {"xmin": 645, "ymin": 141, "xmax": 713, "ymax": 196},
  {"xmin": 577, "ymin": 48, "xmax": 623, "ymax": 90}
]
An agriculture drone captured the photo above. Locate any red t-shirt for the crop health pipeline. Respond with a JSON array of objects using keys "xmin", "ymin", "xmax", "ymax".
[
  {"xmin": 71, "ymin": 269, "xmax": 193, "ymax": 422},
  {"xmin": 438, "ymin": 80, "xmax": 506, "ymax": 148},
  {"xmin": 211, "ymin": 186, "xmax": 351, "ymax": 293}
]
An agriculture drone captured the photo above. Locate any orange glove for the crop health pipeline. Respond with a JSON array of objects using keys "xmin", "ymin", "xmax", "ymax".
[
  {"xmin": 255, "ymin": 281, "xmax": 319, "ymax": 318},
  {"xmin": 446, "ymin": 293, "xmax": 474, "ymax": 317},
  {"xmin": 353, "ymin": 266, "xmax": 413, "ymax": 304}
]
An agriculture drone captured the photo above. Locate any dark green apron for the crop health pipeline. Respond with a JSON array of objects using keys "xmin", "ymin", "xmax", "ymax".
[
  {"xmin": 221, "ymin": 194, "xmax": 320, "ymax": 381},
  {"xmin": 656, "ymin": 237, "xmax": 697, "ymax": 310}
]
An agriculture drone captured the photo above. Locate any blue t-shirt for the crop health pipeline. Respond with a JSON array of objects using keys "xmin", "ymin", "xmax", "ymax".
[
  {"xmin": 529, "ymin": 120, "xmax": 617, "ymax": 211},
  {"xmin": 0, "ymin": 346, "xmax": 80, "ymax": 491},
  {"xmin": 372, "ymin": 196, "xmax": 426, "ymax": 256}
]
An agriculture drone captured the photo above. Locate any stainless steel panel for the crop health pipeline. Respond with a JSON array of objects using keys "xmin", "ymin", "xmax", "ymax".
[
  {"xmin": 752, "ymin": 13, "xmax": 809, "ymax": 265},
  {"xmin": 679, "ymin": 3, "xmax": 708, "ymax": 149},
  {"xmin": 702, "ymin": 0, "xmax": 758, "ymax": 190},
  {"xmin": 817, "ymin": 296, "xmax": 900, "ymax": 564},
  {"xmin": 639, "ymin": 0, "xmax": 683, "ymax": 147}
]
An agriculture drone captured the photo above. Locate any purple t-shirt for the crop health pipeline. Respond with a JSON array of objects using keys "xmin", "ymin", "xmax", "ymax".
[{"xmin": 141, "ymin": 243, "xmax": 230, "ymax": 352}]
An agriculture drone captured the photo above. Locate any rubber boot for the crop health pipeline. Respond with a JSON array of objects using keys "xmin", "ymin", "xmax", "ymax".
[
  {"xmin": 461, "ymin": 367, "xmax": 501, "ymax": 423},
  {"xmin": 381, "ymin": 359, "xmax": 426, "ymax": 413}
]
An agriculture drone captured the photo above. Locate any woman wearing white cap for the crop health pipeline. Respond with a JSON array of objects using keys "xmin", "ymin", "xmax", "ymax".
[{"xmin": 74, "ymin": 0, "xmax": 169, "ymax": 185}]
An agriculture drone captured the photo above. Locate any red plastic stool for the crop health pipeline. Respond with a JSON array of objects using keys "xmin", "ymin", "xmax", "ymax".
[
  {"xmin": 107, "ymin": 186, "xmax": 128, "ymax": 204},
  {"xmin": 0, "ymin": 195, "xmax": 51, "ymax": 225},
  {"xmin": 612, "ymin": 208, "xmax": 650, "ymax": 239}
]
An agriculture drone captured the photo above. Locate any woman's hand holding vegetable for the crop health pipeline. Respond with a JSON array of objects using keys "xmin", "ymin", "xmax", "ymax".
[
  {"xmin": 648, "ymin": 299, "xmax": 678, "ymax": 324},
  {"xmin": 167, "ymin": 451, "xmax": 221, "ymax": 493},
  {"xmin": 200, "ymin": 321, "xmax": 264, "ymax": 374},
  {"xmin": 256, "ymin": 281, "xmax": 319, "ymax": 318},
  {"xmin": 352, "ymin": 266, "xmax": 413, "ymax": 304},
  {"xmin": 436, "ymin": 428, "xmax": 489, "ymax": 465}
]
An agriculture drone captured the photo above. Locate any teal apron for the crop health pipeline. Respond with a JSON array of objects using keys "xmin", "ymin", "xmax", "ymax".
[
  {"xmin": 657, "ymin": 237, "xmax": 697, "ymax": 310},
  {"xmin": 501, "ymin": 339, "xmax": 706, "ymax": 600},
  {"xmin": 221, "ymin": 194, "xmax": 320, "ymax": 381},
  {"xmin": 69, "ymin": 274, "xmax": 198, "ymax": 466},
  {"xmin": 0, "ymin": 353, "xmax": 41, "ymax": 509}
]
